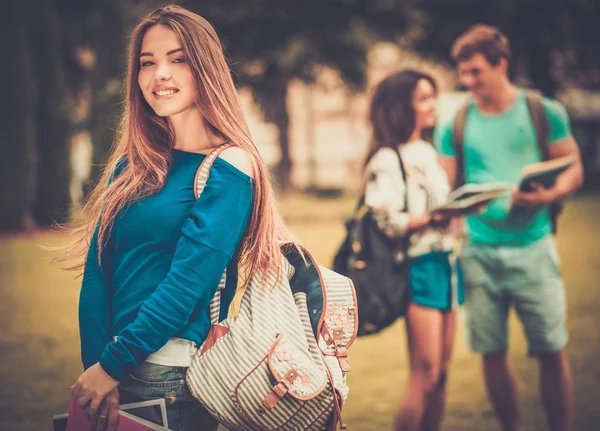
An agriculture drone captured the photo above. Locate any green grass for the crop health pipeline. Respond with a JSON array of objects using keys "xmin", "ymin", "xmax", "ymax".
[{"xmin": 1, "ymin": 192, "xmax": 599, "ymax": 430}]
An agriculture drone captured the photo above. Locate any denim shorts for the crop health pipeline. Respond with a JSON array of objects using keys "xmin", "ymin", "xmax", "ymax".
[
  {"xmin": 119, "ymin": 362, "xmax": 219, "ymax": 431},
  {"xmin": 459, "ymin": 235, "xmax": 568, "ymax": 356}
]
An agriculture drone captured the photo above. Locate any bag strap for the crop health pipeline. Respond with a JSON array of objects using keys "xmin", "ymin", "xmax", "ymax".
[
  {"xmin": 193, "ymin": 143, "xmax": 234, "ymax": 325},
  {"xmin": 452, "ymin": 90, "xmax": 560, "ymax": 232},
  {"xmin": 524, "ymin": 90, "xmax": 562, "ymax": 233},
  {"xmin": 356, "ymin": 146, "xmax": 408, "ymax": 213},
  {"xmin": 453, "ymin": 90, "xmax": 550, "ymax": 188},
  {"xmin": 193, "ymin": 143, "xmax": 234, "ymax": 199},
  {"xmin": 351, "ymin": 146, "xmax": 410, "ymax": 254},
  {"xmin": 452, "ymin": 103, "xmax": 469, "ymax": 189},
  {"xmin": 524, "ymin": 90, "xmax": 550, "ymax": 161},
  {"xmin": 393, "ymin": 146, "xmax": 409, "ymax": 210}
]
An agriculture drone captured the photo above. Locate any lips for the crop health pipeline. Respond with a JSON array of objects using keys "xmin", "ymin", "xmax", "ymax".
[{"xmin": 152, "ymin": 87, "xmax": 180, "ymax": 99}]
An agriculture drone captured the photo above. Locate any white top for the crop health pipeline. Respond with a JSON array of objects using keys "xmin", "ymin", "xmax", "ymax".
[
  {"xmin": 114, "ymin": 337, "xmax": 198, "ymax": 367},
  {"xmin": 364, "ymin": 140, "xmax": 456, "ymax": 257}
]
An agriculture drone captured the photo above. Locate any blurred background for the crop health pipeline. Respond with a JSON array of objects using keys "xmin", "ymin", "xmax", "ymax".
[{"xmin": 1, "ymin": 0, "xmax": 599, "ymax": 430}]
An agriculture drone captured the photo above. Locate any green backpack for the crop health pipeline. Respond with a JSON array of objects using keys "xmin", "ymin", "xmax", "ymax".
[{"xmin": 452, "ymin": 90, "xmax": 562, "ymax": 233}]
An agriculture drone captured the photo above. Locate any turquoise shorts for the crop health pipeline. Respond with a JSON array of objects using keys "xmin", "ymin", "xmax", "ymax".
[
  {"xmin": 409, "ymin": 251, "xmax": 464, "ymax": 311},
  {"xmin": 460, "ymin": 235, "xmax": 568, "ymax": 356}
]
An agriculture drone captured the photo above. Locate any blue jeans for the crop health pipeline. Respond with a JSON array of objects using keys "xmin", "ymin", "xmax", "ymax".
[{"xmin": 119, "ymin": 362, "xmax": 219, "ymax": 431}]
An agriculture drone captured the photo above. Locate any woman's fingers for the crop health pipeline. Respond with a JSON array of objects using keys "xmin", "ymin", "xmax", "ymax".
[
  {"xmin": 86, "ymin": 396, "xmax": 103, "ymax": 421},
  {"xmin": 106, "ymin": 394, "xmax": 120, "ymax": 431},
  {"xmin": 76, "ymin": 392, "xmax": 91, "ymax": 410},
  {"xmin": 91, "ymin": 400, "xmax": 109, "ymax": 431}
]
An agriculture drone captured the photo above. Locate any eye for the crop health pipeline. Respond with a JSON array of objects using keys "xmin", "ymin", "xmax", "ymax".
[
  {"xmin": 172, "ymin": 57, "xmax": 186, "ymax": 64},
  {"xmin": 141, "ymin": 61, "xmax": 154, "ymax": 67}
]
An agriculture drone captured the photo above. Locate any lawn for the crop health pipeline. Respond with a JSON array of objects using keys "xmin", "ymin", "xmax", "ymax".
[{"xmin": 0, "ymin": 192, "xmax": 599, "ymax": 430}]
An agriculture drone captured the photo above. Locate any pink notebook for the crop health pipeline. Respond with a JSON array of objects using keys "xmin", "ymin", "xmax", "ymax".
[{"xmin": 66, "ymin": 396, "xmax": 170, "ymax": 431}]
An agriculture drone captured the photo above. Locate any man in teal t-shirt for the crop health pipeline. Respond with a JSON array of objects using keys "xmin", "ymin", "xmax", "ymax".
[{"xmin": 435, "ymin": 25, "xmax": 583, "ymax": 431}]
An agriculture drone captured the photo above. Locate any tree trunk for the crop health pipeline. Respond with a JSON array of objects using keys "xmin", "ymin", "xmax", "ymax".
[
  {"xmin": 525, "ymin": 40, "xmax": 559, "ymax": 97},
  {"xmin": 30, "ymin": 0, "xmax": 73, "ymax": 226},
  {"xmin": 304, "ymin": 85, "xmax": 317, "ymax": 190},
  {"xmin": 88, "ymin": 0, "xmax": 127, "ymax": 188},
  {"xmin": 0, "ymin": 1, "xmax": 37, "ymax": 231},
  {"xmin": 267, "ymin": 84, "xmax": 292, "ymax": 192}
]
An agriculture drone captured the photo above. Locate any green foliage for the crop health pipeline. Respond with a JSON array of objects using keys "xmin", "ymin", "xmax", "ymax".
[
  {"xmin": 184, "ymin": 0, "xmax": 414, "ymax": 189},
  {"xmin": 411, "ymin": 0, "xmax": 600, "ymax": 95}
]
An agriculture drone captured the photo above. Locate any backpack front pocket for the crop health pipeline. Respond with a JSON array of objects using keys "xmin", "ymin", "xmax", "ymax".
[{"xmin": 234, "ymin": 334, "xmax": 332, "ymax": 430}]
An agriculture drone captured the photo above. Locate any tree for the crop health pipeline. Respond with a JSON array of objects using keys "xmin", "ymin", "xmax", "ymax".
[
  {"xmin": 59, "ymin": 1, "xmax": 168, "ymax": 188},
  {"xmin": 0, "ymin": 2, "xmax": 37, "ymax": 230},
  {"xmin": 56, "ymin": 0, "xmax": 130, "ymax": 187},
  {"xmin": 85, "ymin": 1, "xmax": 129, "ymax": 185},
  {"xmin": 29, "ymin": 0, "xmax": 73, "ymax": 226},
  {"xmin": 410, "ymin": 0, "xmax": 600, "ymax": 96},
  {"xmin": 52, "ymin": 0, "xmax": 414, "ymax": 193},
  {"xmin": 186, "ymin": 0, "xmax": 414, "ymax": 190}
]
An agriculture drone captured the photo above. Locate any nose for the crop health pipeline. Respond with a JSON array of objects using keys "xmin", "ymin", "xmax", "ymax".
[
  {"xmin": 460, "ymin": 73, "xmax": 475, "ymax": 89},
  {"xmin": 429, "ymin": 103, "xmax": 437, "ymax": 116},
  {"xmin": 155, "ymin": 61, "xmax": 172, "ymax": 82}
]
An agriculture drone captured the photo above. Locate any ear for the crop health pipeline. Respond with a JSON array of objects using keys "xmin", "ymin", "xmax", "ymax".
[{"xmin": 497, "ymin": 57, "xmax": 509, "ymax": 74}]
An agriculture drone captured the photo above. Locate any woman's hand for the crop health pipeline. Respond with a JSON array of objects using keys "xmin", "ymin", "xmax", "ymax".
[
  {"xmin": 431, "ymin": 202, "xmax": 488, "ymax": 224},
  {"xmin": 448, "ymin": 217, "xmax": 467, "ymax": 240},
  {"xmin": 71, "ymin": 363, "xmax": 119, "ymax": 428},
  {"xmin": 430, "ymin": 211, "xmax": 453, "ymax": 225},
  {"xmin": 91, "ymin": 388, "xmax": 119, "ymax": 431}
]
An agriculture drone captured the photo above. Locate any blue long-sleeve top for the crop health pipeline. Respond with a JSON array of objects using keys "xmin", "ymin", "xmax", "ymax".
[{"xmin": 79, "ymin": 148, "xmax": 253, "ymax": 381}]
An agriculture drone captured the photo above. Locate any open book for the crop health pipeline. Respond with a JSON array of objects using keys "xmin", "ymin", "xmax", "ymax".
[
  {"xmin": 430, "ymin": 182, "xmax": 510, "ymax": 216},
  {"xmin": 54, "ymin": 397, "xmax": 170, "ymax": 431},
  {"xmin": 506, "ymin": 155, "xmax": 575, "ymax": 219},
  {"xmin": 516, "ymin": 155, "xmax": 576, "ymax": 192}
]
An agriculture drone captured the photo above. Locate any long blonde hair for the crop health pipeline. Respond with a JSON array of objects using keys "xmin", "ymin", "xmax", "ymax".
[{"xmin": 57, "ymin": 5, "xmax": 296, "ymax": 285}]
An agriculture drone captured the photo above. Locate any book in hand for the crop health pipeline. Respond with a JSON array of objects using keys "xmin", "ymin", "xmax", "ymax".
[
  {"xmin": 430, "ymin": 182, "xmax": 510, "ymax": 216},
  {"xmin": 507, "ymin": 155, "xmax": 576, "ymax": 219},
  {"xmin": 516, "ymin": 155, "xmax": 576, "ymax": 193},
  {"xmin": 53, "ymin": 396, "xmax": 170, "ymax": 431}
]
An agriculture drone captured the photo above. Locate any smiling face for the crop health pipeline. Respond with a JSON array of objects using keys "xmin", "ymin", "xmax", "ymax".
[
  {"xmin": 137, "ymin": 24, "xmax": 197, "ymax": 118},
  {"xmin": 412, "ymin": 78, "xmax": 437, "ymax": 131},
  {"xmin": 457, "ymin": 53, "xmax": 507, "ymax": 99}
]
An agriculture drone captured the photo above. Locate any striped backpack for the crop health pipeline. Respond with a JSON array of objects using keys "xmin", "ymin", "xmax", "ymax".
[{"xmin": 186, "ymin": 145, "xmax": 358, "ymax": 431}]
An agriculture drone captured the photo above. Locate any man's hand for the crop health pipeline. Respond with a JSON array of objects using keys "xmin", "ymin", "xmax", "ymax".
[{"xmin": 511, "ymin": 182, "xmax": 559, "ymax": 208}]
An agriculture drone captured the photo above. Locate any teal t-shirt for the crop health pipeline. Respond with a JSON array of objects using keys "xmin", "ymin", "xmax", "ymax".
[{"xmin": 434, "ymin": 91, "xmax": 572, "ymax": 246}]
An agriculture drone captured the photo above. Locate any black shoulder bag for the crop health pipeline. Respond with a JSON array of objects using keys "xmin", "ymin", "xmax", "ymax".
[{"xmin": 332, "ymin": 147, "xmax": 410, "ymax": 336}]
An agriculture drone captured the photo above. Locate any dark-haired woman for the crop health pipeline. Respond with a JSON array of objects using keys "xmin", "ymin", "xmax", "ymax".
[{"xmin": 363, "ymin": 70, "xmax": 465, "ymax": 431}]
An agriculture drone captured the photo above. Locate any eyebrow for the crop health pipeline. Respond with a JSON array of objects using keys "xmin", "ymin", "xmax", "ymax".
[{"xmin": 140, "ymin": 47, "xmax": 184, "ymax": 58}]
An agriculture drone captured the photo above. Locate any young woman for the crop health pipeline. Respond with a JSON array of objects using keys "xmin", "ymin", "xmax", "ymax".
[
  {"xmin": 60, "ymin": 6, "xmax": 296, "ymax": 431},
  {"xmin": 363, "ymin": 70, "xmax": 465, "ymax": 431}
]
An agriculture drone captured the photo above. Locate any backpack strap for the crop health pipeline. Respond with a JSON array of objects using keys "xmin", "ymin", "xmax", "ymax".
[
  {"xmin": 393, "ymin": 146, "xmax": 409, "ymax": 209},
  {"xmin": 524, "ymin": 90, "xmax": 562, "ymax": 233},
  {"xmin": 193, "ymin": 143, "xmax": 234, "ymax": 325},
  {"xmin": 193, "ymin": 143, "xmax": 234, "ymax": 199},
  {"xmin": 452, "ymin": 103, "xmax": 470, "ymax": 189},
  {"xmin": 355, "ymin": 145, "xmax": 408, "ymax": 215},
  {"xmin": 525, "ymin": 90, "xmax": 550, "ymax": 161},
  {"xmin": 452, "ymin": 90, "xmax": 561, "ymax": 232},
  {"xmin": 452, "ymin": 91, "xmax": 550, "ymax": 182}
]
